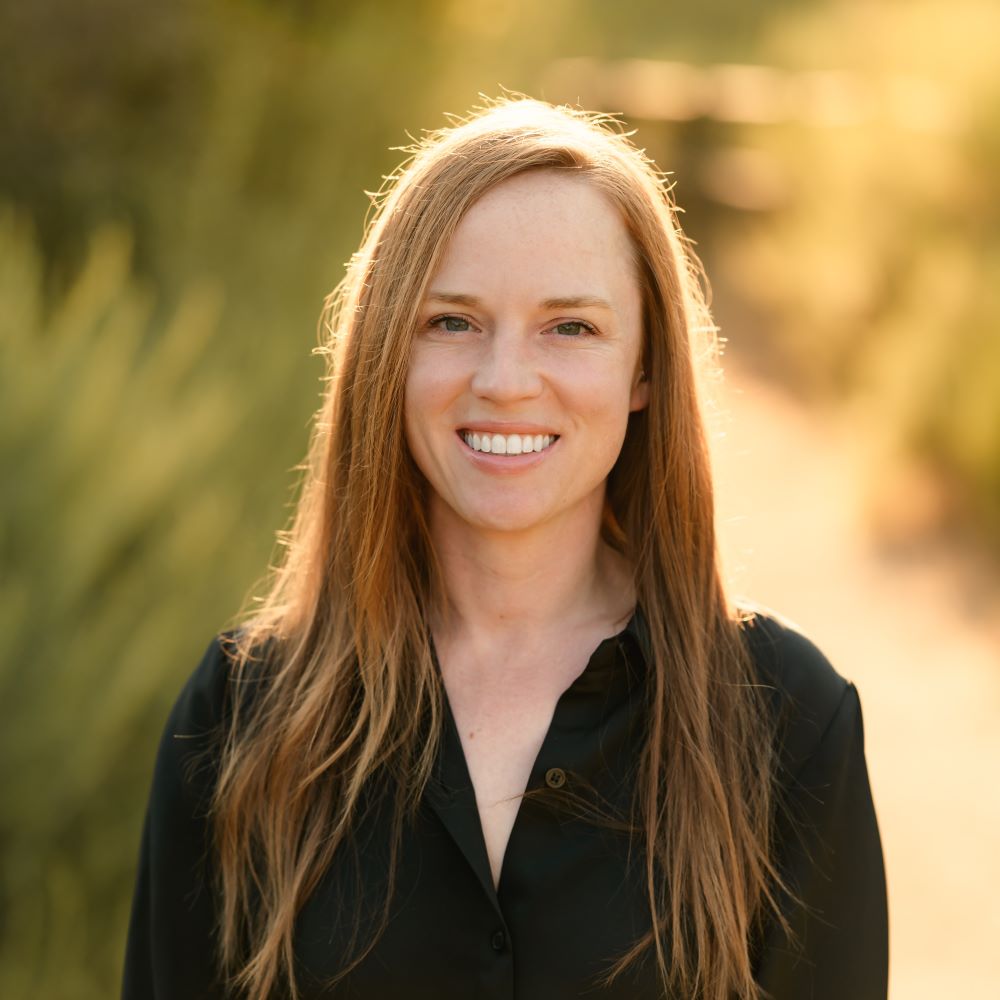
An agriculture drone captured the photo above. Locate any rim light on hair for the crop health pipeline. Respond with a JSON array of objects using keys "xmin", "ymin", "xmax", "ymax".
[{"xmin": 214, "ymin": 96, "xmax": 786, "ymax": 1000}]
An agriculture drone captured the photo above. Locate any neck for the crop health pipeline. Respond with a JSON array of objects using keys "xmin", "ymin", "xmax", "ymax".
[{"xmin": 427, "ymin": 495, "xmax": 634, "ymax": 643}]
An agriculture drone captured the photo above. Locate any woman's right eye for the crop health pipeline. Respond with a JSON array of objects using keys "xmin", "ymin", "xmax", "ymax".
[{"xmin": 429, "ymin": 315, "xmax": 472, "ymax": 333}]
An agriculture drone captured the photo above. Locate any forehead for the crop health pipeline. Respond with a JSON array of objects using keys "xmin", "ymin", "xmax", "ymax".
[{"xmin": 430, "ymin": 170, "xmax": 638, "ymax": 302}]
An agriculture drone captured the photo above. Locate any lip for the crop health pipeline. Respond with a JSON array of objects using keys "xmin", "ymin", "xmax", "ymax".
[
  {"xmin": 456, "ymin": 429, "xmax": 559, "ymax": 472},
  {"xmin": 457, "ymin": 422, "xmax": 559, "ymax": 436}
]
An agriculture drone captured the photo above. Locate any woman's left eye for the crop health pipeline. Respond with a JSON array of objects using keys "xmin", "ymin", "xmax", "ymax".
[{"xmin": 552, "ymin": 321, "xmax": 595, "ymax": 337}]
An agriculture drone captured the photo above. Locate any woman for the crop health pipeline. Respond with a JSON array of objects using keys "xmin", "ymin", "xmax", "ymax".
[{"xmin": 123, "ymin": 98, "xmax": 888, "ymax": 1000}]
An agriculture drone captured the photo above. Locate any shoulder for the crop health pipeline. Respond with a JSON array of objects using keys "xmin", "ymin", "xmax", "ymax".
[
  {"xmin": 738, "ymin": 607, "xmax": 856, "ymax": 777},
  {"xmin": 164, "ymin": 632, "xmax": 236, "ymax": 738},
  {"xmin": 152, "ymin": 629, "xmax": 275, "ymax": 801},
  {"xmin": 147, "ymin": 633, "xmax": 237, "ymax": 813},
  {"xmin": 165, "ymin": 628, "xmax": 276, "ymax": 737}
]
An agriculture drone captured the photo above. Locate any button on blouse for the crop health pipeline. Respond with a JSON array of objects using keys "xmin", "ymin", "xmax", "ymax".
[{"xmin": 544, "ymin": 767, "xmax": 566, "ymax": 789}]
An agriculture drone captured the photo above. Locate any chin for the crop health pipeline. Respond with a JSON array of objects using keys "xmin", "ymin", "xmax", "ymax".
[
  {"xmin": 466, "ymin": 511, "xmax": 550, "ymax": 535},
  {"xmin": 453, "ymin": 499, "xmax": 558, "ymax": 536}
]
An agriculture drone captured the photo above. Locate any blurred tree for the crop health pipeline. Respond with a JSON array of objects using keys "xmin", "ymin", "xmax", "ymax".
[
  {"xmin": 0, "ymin": 212, "xmax": 268, "ymax": 998},
  {"xmin": 701, "ymin": 0, "xmax": 1000, "ymax": 543},
  {"xmin": 0, "ymin": 0, "xmax": 212, "ymax": 280}
]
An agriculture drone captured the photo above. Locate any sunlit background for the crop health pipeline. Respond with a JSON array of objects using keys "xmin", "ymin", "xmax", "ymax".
[{"xmin": 2, "ymin": 1, "xmax": 998, "ymax": 997}]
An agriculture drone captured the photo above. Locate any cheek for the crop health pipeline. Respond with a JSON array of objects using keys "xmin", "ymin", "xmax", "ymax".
[
  {"xmin": 403, "ymin": 352, "xmax": 463, "ymax": 470},
  {"xmin": 402, "ymin": 397, "xmax": 437, "ymax": 490},
  {"xmin": 405, "ymin": 347, "xmax": 466, "ymax": 412},
  {"xmin": 404, "ymin": 358, "xmax": 441, "ymax": 432},
  {"xmin": 559, "ymin": 360, "xmax": 637, "ymax": 420},
  {"xmin": 402, "ymin": 364, "xmax": 432, "ymax": 462}
]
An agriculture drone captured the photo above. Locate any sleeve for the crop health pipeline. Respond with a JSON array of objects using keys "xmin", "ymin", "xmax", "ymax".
[
  {"xmin": 754, "ymin": 683, "xmax": 889, "ymax": 1000},
  {"xmin": 121, "ymin": 636, "xmax": 233, "ymax": 999}
]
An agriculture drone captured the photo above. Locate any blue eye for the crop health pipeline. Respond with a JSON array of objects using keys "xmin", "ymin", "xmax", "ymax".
[
  {"xmin": 430, "ymin": 315, "xmax": 472, "ymax": 333},
  {"xmin": 553, "ymin": 321, "xmax": 594, "ymax": 337}
]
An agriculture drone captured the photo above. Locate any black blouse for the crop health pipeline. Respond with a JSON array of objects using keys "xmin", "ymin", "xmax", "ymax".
[{"xmin": 122, "ymin": 612, "xmax": 888, "ymax": 999}]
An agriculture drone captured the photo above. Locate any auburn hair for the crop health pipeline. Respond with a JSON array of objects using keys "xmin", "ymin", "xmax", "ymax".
[{"xmin": 214, "ymin": 97, "xmax": 784, "ymax": 1000}]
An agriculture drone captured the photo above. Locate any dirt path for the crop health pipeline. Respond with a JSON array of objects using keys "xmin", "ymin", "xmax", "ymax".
[{"xmin": 710, "ymin": 364, "xmax": 1000, "ymax": 1000}]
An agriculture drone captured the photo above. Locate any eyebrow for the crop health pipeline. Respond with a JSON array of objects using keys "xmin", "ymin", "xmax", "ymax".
[{"xmin": 426, "ymin": 291, "xmax": 614, "ymax": 312}]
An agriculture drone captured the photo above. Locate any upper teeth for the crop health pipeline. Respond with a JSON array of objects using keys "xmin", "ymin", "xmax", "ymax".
[{"xmin": 462, "ymin": 432, "xmax": 557, "ymax": 455}]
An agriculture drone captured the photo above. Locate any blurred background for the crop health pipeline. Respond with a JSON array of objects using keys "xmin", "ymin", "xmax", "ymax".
[{"xmin": 1, "ymin": 0, "xmax": 998, "ymax": 996}]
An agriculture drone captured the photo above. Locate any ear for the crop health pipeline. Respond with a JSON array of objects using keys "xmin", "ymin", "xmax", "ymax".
[{"xmin": 629, "ymin": 372, "xmax": 649, "ymax": 412}]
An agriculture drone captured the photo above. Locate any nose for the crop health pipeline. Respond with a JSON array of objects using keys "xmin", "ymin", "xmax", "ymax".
[{"xmin": 469, "ymin": 325, "xmax": 543, "ymax": 402}]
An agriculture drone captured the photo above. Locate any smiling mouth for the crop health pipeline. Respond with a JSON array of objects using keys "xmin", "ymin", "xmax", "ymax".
[{"xmin": 460, "ymin": 431, "xmax": 559, "ymax": 455}]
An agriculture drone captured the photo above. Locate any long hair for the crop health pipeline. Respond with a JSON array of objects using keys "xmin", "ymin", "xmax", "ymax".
[{"xmin": 213, "ymin": 97, "xmax": 784, "ymax": 1000}]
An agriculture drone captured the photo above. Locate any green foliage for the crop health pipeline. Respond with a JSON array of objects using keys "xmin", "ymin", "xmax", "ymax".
[
  {"xmin": 0, "ymin": 0, "xmax": 213, "ymax": 276},
  {"xmin": 695, "ymin": 0, "xmax": 1000, "ymax": 542},
  {"xmin": 0, "ymin": 213, "xmax": 277, "ymax": 998}
]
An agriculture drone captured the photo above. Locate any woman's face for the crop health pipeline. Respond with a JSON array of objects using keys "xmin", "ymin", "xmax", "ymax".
[{"xmin": 404, "ymin": 170, "xmax": 648, "ymax": 539}]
